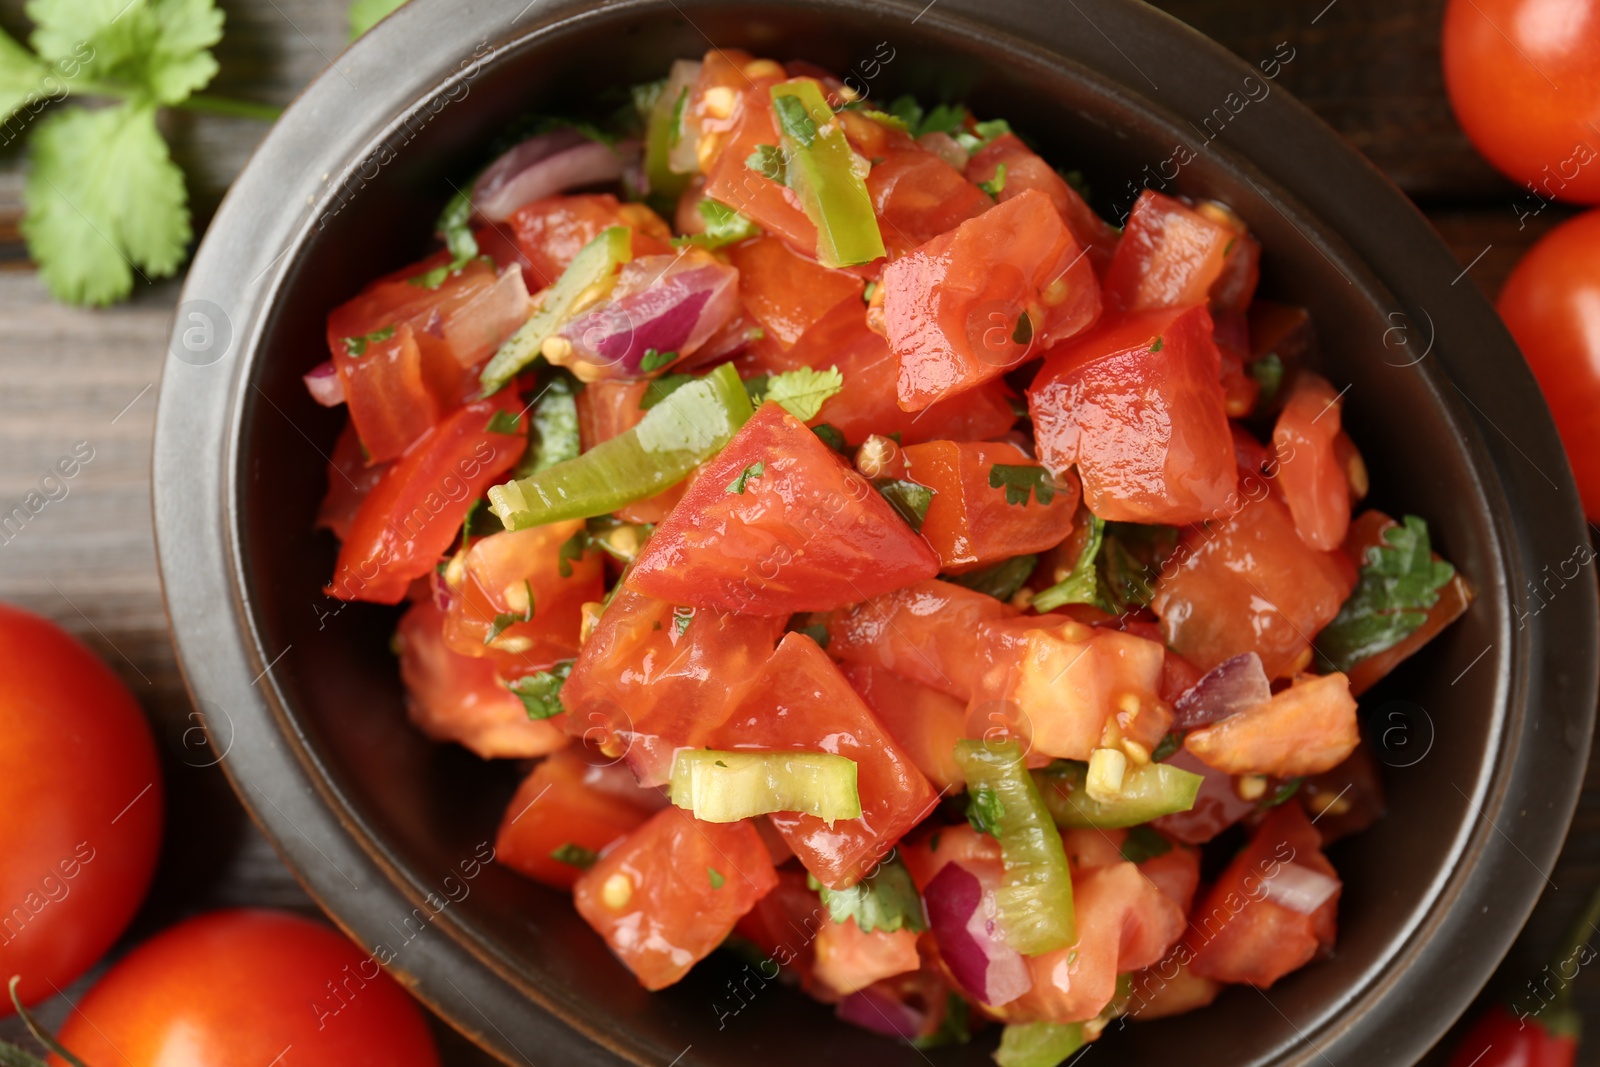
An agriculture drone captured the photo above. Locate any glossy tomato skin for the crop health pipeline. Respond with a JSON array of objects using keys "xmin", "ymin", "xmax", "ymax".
[
  {"xmin": 826, "ymin": 578, "xmax": 1018, "ymax": 700},
  {"xmin": 505, "ymin": 193, "xmax": 674, "ymax": 290},
  {"xmin": 1496, "ymin": 209, "xmax": 1600, "ymax": 518},
  {"xmin": 704, "ymin": 82, "xmax": 819, "ymax": 256},
  {"xmin": 867, "ymin": 141, "xmax": 991, "ymax": 261},
  {"xmin": 1029, "ymin": 304, "xmax": 1238, "ymax": 524},
  {"xmin": 626, "ymin": 403, "xmax": 940, "ymax": 614},
  {"xmin": 840, "ymin": 661, "xmax": 969, "ymax": 792},
  {"xmin": 50, "ymin": 909, "xmax": 439, "ymax": 1066},
  {"xmin": 902, "ymin": 440, "xmax": 1079, "ymax": 573},
  {"xmin": 1102, "ymin": 191, "xmax": 1259, "ymax": 314},
  {"xmin": 315, "ymin": 420, "xmax": 388, "ymax": 542},
  {"xmin": 495, "ymin": 747, "xmax": 664, "ymax": 890},
  {"xmin": 885, "ymin": 188, "xmax": 1101, "ymax": 411},
  {"xmin": 710, "ymin": 633, "xmax": 938, "ymax": 888},
  {"xmin": 966, "ymin": 132, "xmax": 1120, "ymax": 273},
  {"xmin": 726, "ymin": 235, "xmax": 864, "ymax": 347},
  {"xmin": 327, "ymin": 391, "xmax": 526, "ymax": 604},
  {"xmin": 396, "ymin": 598, "xmax": 567, "ymax": 759},
  {"xmin": 0, "ymin": 605, "xmax": 162, "ymax": 1013},
  {"xmin": 561, "ymin": 587, "xmax": 787, "ymax": 787},
  {"xmin": 1443, "ymin": 0, "xmax": 1600, "ymax": 204},
  {"xmin": 572, "ymin": 807, "xmax": 777, "ymax": 990},
  {"xmin": 1273, "ymin": 371, "xmax": 1351, "ymax": 550}
]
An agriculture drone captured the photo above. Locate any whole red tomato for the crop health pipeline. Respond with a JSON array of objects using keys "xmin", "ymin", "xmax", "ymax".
[
  {"xmin": 1496, "ymin": 210, "xmax": 1600, "ymax": 520},
  {"xmin": 1442, "ymin": 0, "xmax": 1600, "ymax": 203},
  {"xmin": 48, "ymin": 909, "xmax": 440, "ymax": 1066},
  {"xmin": 0, "ymin": 603, "xmax": 162, "ymax": 1013}
]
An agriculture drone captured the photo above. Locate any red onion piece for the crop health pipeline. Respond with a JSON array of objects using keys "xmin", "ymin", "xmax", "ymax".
[
  {"xmin": 1262, "ymin": 862, "xmax": 1340, "ymax": 914},
  {"xmin": 472, "ymin": 131, "xmax": 641, "ymax": 221},
  {"xmin": 917, "ymin": 131, "xmax": 967, "ymax": 170},
  {"xmin": 836, "ymin": 985, "xmax": 926, "ymax": 1040},
  {"xmin": 1152, "ymin": 748, "xmax": 1258, "ymax": 845},
  {"xmin": 665, "ymin": 59, "xmax": 705, "ymax": 176},
  {"xmin": 556, "ymin": 251, "xmax": 740, "ymax": 378},
  {"xmin": 1173, "ymin": 651, "xmax": 1271, "ymax": 730},
  {"xmin": 303, "ymin": 361, "xmax": 345, "ymax": 407},
  {"xmin": 439, "ymin": 266, "xmax": 532, "ymax": 368},
  {"xmin": 923, "ymin": 861, "xmax": 1030, "ymax": 1007}
]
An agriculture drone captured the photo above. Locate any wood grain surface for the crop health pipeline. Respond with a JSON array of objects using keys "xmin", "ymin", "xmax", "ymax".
[{"xmin": 0, "ymin": 0, "xmax": 1592, "ymax": 1063}]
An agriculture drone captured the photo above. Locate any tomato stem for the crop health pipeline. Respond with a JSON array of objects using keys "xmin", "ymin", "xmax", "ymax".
[{"xmin": 6, "ymin": 976, "xmax": 92, "ymax": 1067}]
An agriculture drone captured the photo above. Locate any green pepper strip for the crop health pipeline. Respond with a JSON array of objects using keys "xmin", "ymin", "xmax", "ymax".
[
  {"xmin": 487, "ymin": 363, "xmax": 753, "ymax": 529},
  {"xmin": 770, "ymin": 80, "xmax": 886, "ymax": 268},
  {"xmin": 1033, "ymin": 759, "xmax": 1202, "ymax": 829},
  {"xmin": 479, "ymin": 225, "xmax": 632, "ymax": 397},
  {"xmin": 645, "ymin": 83, "xmax": 691, "ymax": 214},
  {"xmin": 954, "ymin": 739, "xmax": 1075, "ymax": 955},
  {"xmin": 994, "ymin": 1021, "xmax": 1086, "ymax": 1067}
]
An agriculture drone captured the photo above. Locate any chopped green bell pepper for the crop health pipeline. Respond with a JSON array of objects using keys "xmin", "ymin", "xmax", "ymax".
[
  {"xmin": 669, "ymin": 748, "xmax": 862, "ymax": 824},
  {"xmin": 1034, "ymin": 759, "xmax": 1202, "ymax": 829},
  {"xmin": 770, "ymin": 80, "xmax": 885, "ymax": 268},
  {"xmin": 994, "ymin": 1022, "xmax": 1086, "ymax": 1067}
]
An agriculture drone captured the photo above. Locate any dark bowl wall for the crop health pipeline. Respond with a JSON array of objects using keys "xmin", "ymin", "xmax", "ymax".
[{"xmin": 155, "ymin": 1, "xmax": 1598, "ymax": 1065}]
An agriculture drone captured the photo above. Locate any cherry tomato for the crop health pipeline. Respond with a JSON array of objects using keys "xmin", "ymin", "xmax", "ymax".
[
  {"xmin": 1495, "ymin": 209, "xmax": 1600, "ymax": 519},
  {"xmin": 0, "ymin": 604, "xmax": 162, "ymax": 1014},
  {"xmin": 49, "ymin": 909, "xmax": 439, "ymax": 1066},
  {"xmin": 1448, "ymin": 1005, "xmax": 1577, "ymax": 1067},
  {"xmin": 1442, "ymin": 0, "xmax": 1600, "ymax": 204}
]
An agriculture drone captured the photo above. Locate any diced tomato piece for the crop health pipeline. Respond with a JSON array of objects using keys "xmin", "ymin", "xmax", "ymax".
[
  {"xmin": 495, "ymin": 747, "xmax": 663, "ymax": 890},
  {"xmin": 771, "ymin": 301, "xmax": 1018, "ymax": 447},
  {"xmin": 711, "ymin": 633, "xmax": 939, "ymax": 889},
  {"xmin": 1028, "ymin": 304, "xmax": 1237, "ymax": 524},
  {"xmin": 1152, "ymin": 490, "xmax": 1355, "ymax": 677},
  {"xmin": 1273, "ymin": 372, "xmax": 1351, "ymax": 550},
  {"xmin": 899, "ymin": 823, "xmax": 1002, "ymax": 891},
  {"xmin": 327, "ymin": 393, "xmax": 526, "ymax": 604},
  {"xmin": 1060, "ymin": 826, "xmax": 1128, "ymax": 872},
  {"xmin": 1188, "ymin": 802, "xmax": 1339, "ymax": 988},
  {"xmin": 733, "ymin": 866, "xmax": 827, "ymax": 991},
  {"xmin": 826, "ymin": 579, "xmax": 1018, "ymax": 700},
  {"xmin": 813, "ymin": 919, "xmax": 922, "ymax": 997},
  {"xmin": 1125, "ymin": 955, "xmax": 1223, "ymax": 1020},
  {"xmin": 1000, "ymin": 861, "xmax": 1186, "ymax": 1024},
  {"xmin": 1340, "ymin": 510, "xmax": 1474, "ymax": 695},
  {"xmin": 1102, "ymin": 191, "xmax": 1259, "ymax": 315},
  {"xmin": 1185, "ymin": 671, "xmax": 1359, "ymax": 778},
  {"xmin": 726, "ymin": 236, "xmax": 864, "ymax": 348},
  {"xmin": 1159, "ymin": 646, "xmax": 1204, "ymax": 706},
  {"xmin": 1152, "ymin": 748, "xmax": 1258, "ymax": 845},
  {"xmin": 868, "ymin": 143, "xmax": 990, "ymax": 260},
  {"xmin": 704, "ymin": 85, "xmax": 819, "ymax": 256},
  {"xmin": 1300, "ymin": 744, "xmax": 1386, "ymax": 844},
  {"xmin": 505, "ymin": 194, "xmax": 674, "ymax": 290},
  {"xmin": 682, "ymin": 49, "xmax": 774, "ymax": 174},
  {"xmin": 560, "ymin": 587, "xmax": 785, "ymax": 787},
  {"xmin": 841, "ymin": 662, "xmax": 968, "ymax": 792},
  {"xmin": 1139, "ymin": 838, "xmax": 1202, "ymax": 914},
  {"xmin": 326, "ymin": 322, "xmax": 436, "ymax": 465},
  {"xmin": 573, "ymin": 807, "xmax": 777, "ymax": 990},
  {"xmin": 575, "ymin": 379, "xmax": 689, "ymax": 524},
  {"xmin": 901, "ymin": 440, "xmax": 1079, "ymax": 573},
  {"xmin": 316, "ymin": 420, "xmax": 388, "ymax": 541},
  {"xmin": 626, "ymin": 403, "xmax": 940, "ymax": 614},
  {"xmin": 885, "ymin": 188, "xmax": 1101, "ymax": 411},
  {"xmin": 395, "ymin": 599, "xmax": 566, "ymax": 759},
  {"xmin": 440, "ymin": 520, "xmax": 604, "ymax": 674},
  {"xmin": 965, "ymin": 133, "xmax": 1119, "ymax": 273}
]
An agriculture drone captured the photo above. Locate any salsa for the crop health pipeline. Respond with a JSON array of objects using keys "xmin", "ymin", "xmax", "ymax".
[{"xmin": 308, "ymin": 48, "xmax": 1470, "ymax": 1061}]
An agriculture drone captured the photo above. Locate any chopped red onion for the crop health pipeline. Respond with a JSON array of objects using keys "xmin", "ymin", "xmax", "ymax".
[
  {"xmin": 1262, "ymin": 862, "xmax": 1340, "ymax": 915},
  {"xmin": 836, "ymin": 985, "xmax": 926, "ymax": 1040},
  {"xmin": 303, "ymin": 361, "xmax": 345, "ymax": 407},
  {"xmin": 923, "ymin": 861, "xmax": 1030, "ymax": 1007},
  {"xmin": 472, "ymin": 130, "xmax": 641, "ymax": 221},
  {"xmin": 555, "ymin": 251, "xmax": 739, "ymax": 378},
  {"xmin": 917, "ymin": 131, "xmax": 968, "ymax": 170},
  {"xmin": 1173, "ymin": 651, "xmax": 1271, "ymax": 730},
  {"xmin": 439, "ymin": 266, "xmax": 531, "ymax": 368}
]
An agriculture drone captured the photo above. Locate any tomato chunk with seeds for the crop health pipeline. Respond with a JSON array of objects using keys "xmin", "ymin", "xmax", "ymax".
[
  {"xmin": 965, "ymin": 132, "xmax": 1119, "ymax": 273},
  {"xmin": 1273, "ymin": 372, "xmax": 1351, "ymax": 550},
  {"xmin": 505, "ymin": 194, "xmax": 673, "ymax": 290},
  {"xmin": 395, "ymin": 599, "xmax": 566, "ymax": 759},
  {"xmin": 1103, "ymin": 190, "xmax": 1259, "ymax": 315},
  {"xmin": 327, "ymin": 393, "xmax": 526, "ymax": 604},
  {"xmin": 885, "ymin": 188, "xmax": 1101, "ymax": 411},
  {"xmin": 1028, "ymin": 304, "xmax": 1237, "ymax": 524},
  {"xmin": 560, "ymin": 587, "xmax": 785, "ymax": 787},
  {"xmin": 573, "ymin": 807, "xmax": 777, "ymax": 990},
  {"xmin": 704, "ymin": 85, "xmax": 818, "ymax": 256},
  {"xmin": 1152, "ymin": 490, "xmax": 1355, "ymax": 678},
  {"xmin": 826, "ymin": 579, "xmax": 1018, "ymax": 700},
  {"xmin": 813, "ymin": 920, "xmax": 922, "ymax": 997},
  {"xmin": 711, "ymin": 633, "xmax": 938, "ymax": 888},
  {"xmin": 733, "ymin": 866, "xmax": 827, "ymax": 992},
  {"xmin": 901, "ymin": 440, "xmax": 1079, "ymax": 573},
  {"xmin": 626, "ymin": 403, "xmax": 940, "ymax": 614},
  {"xmin": 841, "ymin": 661, "xmax": 968, "ymax": 792},
  {"xmin": 495, "ymin": 748, "xmax": 663, "ymax": 890},
  {"xmin": 1185, "ymin": 671, "xmax": 1360, "ymax": 778},
  {"xmin": 868, "ymin": 142, "xmax": 991, "ymax": 261},
  {"xmin": 1188, "ymin": 801, "xmax": 1339, "ymax": 988},
  {"xmin": 727, "ymin": 236, "xmax": 864, "ymax": 347}
]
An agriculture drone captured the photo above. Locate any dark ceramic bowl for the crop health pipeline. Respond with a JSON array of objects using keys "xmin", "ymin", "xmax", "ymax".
[{"xmin": 153, "ymin": 1, "xmax": 1599, "ymax": 1064}]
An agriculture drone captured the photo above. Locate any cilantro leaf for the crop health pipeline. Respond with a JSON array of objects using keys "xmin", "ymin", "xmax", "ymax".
[
  {"xmin": 23, "ymin": 102, "xmax": 190, "ymax": 305},
  {"xmin": 1250, "ymin": 353, "xmax": 1285, "ymax": 407},
  {"xmin": 672, "ymin": 605, "xmax": 695, "ymax": 637},
  {"xmin": 811, "ymin": 423, "xmax": 847, "ymax": 453},
  {"xmin": 485, "ymin": 585, "xmax": 535, "ymax": 645},
  {"xmin": 708, "ymin": 867, "xmax": 726, "ymax": 889},
  {"xmin": 1032, "ymin": 512, "xmax": 1107, "ymax": 613},
  {"xmin": 30, "ymin": 0, "xmax": 224, "ymax": 106},
  {"xmin": 1012, "ymin": 309, "xmax": 1033, "ymax": 346},
  {"xmin": 764, "ymin": 365, "xmax": 844, "ymax": 421},
  {"xmin": 507, "ymin": 661, "xmax": 573, "ymax": 719},
  {"xmin": 1150, "ymin": 732, "xmax": 1182, "ymax": 763},
  {"xmin": 875, "ymin": 478, "xmax": 934, "ymax": 532},
  {"xmin": 349, "ymin": 0, "xmax": 409, "ymax": 39},
  {"xmin": 342, "ymin": 324, "xmax": 396, "ymax": 357},
  {"xmin": 725, "ymin": 462, "xmax": 765, "ymax": 494},
  {"xmin": 912, "ymin": 993, "xmax": 970, "ymax": 1050},
  {"xmin": 746, "ymin": 143, "xmax": 787, "ymax": 183},
  {"xmin": 0, "ymin": 27, "xmax": 47, "ymax": 124},
  {"xmin": 1119, "ymin": 825, "xmax": 1172, "ymax": 864},
  {"xmin": 989, "ymin": 463, "xmax": 1055, "ymax": 507},
  {"xmin": 795, "ymin": 621, "xmax": 830, "ymax": 649},
  {"xmin": 549, "ymin": 841, "xmax": 597, "ymax": 869},
  {"xmin": 639, "ymin": 347, "xmax": 679, "ymax": 372},
  {"xmin": 771, "ymin": 94, "xmax": 817, "ymax": 148},
  {"xmin": 408, "ymin": 186, "xmax": 480, "ymax": 288},
  {"xmin": 1317, "ymin": 515, "xmax": 1455, "ymax": 672},
  {"xmin": 556, "ymin": 530, "xmax": 589, "ymax": 578},
  {"xmin": 486, "ymin": 410, "xmax": 522, "ymax": 435},
  {"xmin": 1098, "ymin": 522, "xmax": 1178, "ymax": 615},
  {"xmin": 966, "ymin": 786, "xmax": 1006, "ymax": 837},
  {"xmin": 978, "ymin": 161, "xmax": 1007, "ymax": 197},
  {"xmin": 917, "ymin": 102, "xmax": 968, "ymax": 136},
  {"xmin": 673, "ymin": 198, "xmax": 761, "ymax": 250},
  {"xmin": 954, "ymin": 118, "xmax": 1011, "ymax": 155},
  {"xmin": 946, "ymin": 554, "xmax": 1038, "ymax": 602},
  {"xmin": 515, "ymin": 373, "xmax": 581, "ymax": 478},
  {"xmin": 808, "ymin": 855, "xmax": 926, "ymax": 933},
  {"xmin": 1260, "ymin": 777, "xmax": 1302, "ymax": 809}
]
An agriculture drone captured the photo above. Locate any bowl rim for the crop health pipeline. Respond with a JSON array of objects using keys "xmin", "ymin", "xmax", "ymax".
[{"xmin": 152, "ymin": 0, "xmax": 1600, "ymax": 1064}]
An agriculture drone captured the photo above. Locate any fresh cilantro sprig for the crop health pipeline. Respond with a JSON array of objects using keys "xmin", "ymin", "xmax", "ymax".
[
  {"xmin": 945, "ymin": 554, "xmax": 1038, "ymax": 602},
  {"xmin": 807, "ymin": 855, "xmax": 927, "ymax": 934},
  {"xmin": 1, "ymin": 0, "xmax": 281, "ymax": 306},
  {"xmin": 756, "ymin": 365, "xmax": 845, "ymax": 422},
  {"xmin": 1032, "ymin": 512, "xmax": 1107, "ymax": 612},
  {"xmin": 989, "ymin": 463, "xmax": 1057, "ymax": 507},
  {"xmin": 672, "ymin": 198, "xmax": 761, "ymax": 250},
  {"xmin": 507, "ymin": 661, "xmax": 573, "ymax": 720},
  {"xmin": 1317, "ymin": 515, "xmax": 1455, "ymax": 672},
  {"xmin": 966, "ymin": 785, "xmax": 1006, "ymax": 837},
  {"xmin": 875, "ymin": 478, "xmax": 934, "ymax": 532}
]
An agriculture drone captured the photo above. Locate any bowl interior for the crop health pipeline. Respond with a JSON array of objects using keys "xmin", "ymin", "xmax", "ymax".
[{"xmin": 235, "ymin": 4, "xmax": 1511, "ymax": 1064}]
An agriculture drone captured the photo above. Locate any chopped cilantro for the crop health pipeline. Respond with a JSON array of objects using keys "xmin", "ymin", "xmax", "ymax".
[
  {"xmin": 955, "ymin": 118, "xmax": 1012, "ymax": 154},
  {"xmin": 1012, "ymin": 309, "xmax": 1033, "ymax": 346},
  {"xmin": 674, "ymin": 198, "xmax": 761, "ymax": 250},
  {"xmin": 557, "ymin": 530, "xmax": 590, "ymax": 578},
  {"xmin": 862, "ymin": 281, "xmax": 878, "ymax": 304},
  {"xmin": 639, "ymin": 348, "xmax": 679, "ymax": 373},
  {"xmin": 912, "ymin": 993, "xmax": 971, "ymax": 1050},
  {"xmin": 966, "ymin": 786, "xmax": 1006, "ymax": 837},
  {"xmin": 669, "ymin": 84, "xmax": 689, "ymax": 147},
  {"xmin": 672, "ymin": 605, "xmax": 695, "ymax": 637},
  {"xmin": 508, "ymin": 661, "xmax": 573, "ymax": 719},
  {"xmin": 342, "ymin": 324, "xmax": 397, "ymax": 358},
  {"xmin": 640, "ymin": 373, "xmax": 696, "ymax": 410},
  {"xmin": 807, "ymin": 855, "xmax": 926, "ymax": 933},
  {"xmin": 1032, "ymin": 512, "xmax": 1107, "ymax": 612},
  {"xmin": 1063, "ymin": 169, "xmax": 1092, "ymax": 201},
  {"xmin": 549, "ymin": 842, "xmax": 598, "ymax": 869},
  {"xmin": 486, "ymin": 410, "xmax": 522, "ymax": 435},
  {"xmin": 1250, "ymin": 353, "xmax": 1285, "ymax": 407},
  {"xmin": 1149, "ymin": 336, "xmax": 1164, "ymax": 353},
  {"xmin": 514, "ymin": 372, "xmax": 582, "ymax": 478},
  {"xmin": 1317, "ymin": 515, "xmax": 1455, "ymax": 672},
  {"xmin": 978, "ymin": 162, "xmax": 1008, "ymax": 197},
  {"xmin": 764, "ymin": 366, "xmax": 845, "ymax": 421},
  {"xmin": 725, "ymin": 462, "xmax": 765, "ymax": 494},
  {"xmin": 875, "ymin": 478, "xmax": 935, "ymax": 532},
  {"xmin": 1151, "ymin": 732, "xmax": 1183, "ymax": 763},
  {"xmin": 989, "ymin": 464, "xmax": 1056, "ymax": 507},
  {"xmin": 917, "ymin": 102, "xmax": 968, "ymax": 136},
  {"xmin": 1098, "ymin": 522, "xmax": 1178, "ymax": 614},
  {"xmin": 946, "ymin": 554, "xmax": 1039, "ymax": 602},
  {"xmin": 1260, "ymin": 778, "xmax": 1302, "ymax": 809},
  {"xmin": 742, "ymin": 374, "xmax": 770, "ymax": 407},
  {"xmin": 811, "ymin": 423, "xmax": 847, "ymax": 453},
  {"xmin": 1119, "ymin": 826, "xmax": 1172, "ymax": 864},
  {"xmin": 772, "ymin": 93, "xmax": 819, "ymax": 148},
  {"xmin": 708, "ymin": 867, "xmax": 726, "ymax": 889},
  {"xmin": 746, "ymin": 143, "xmax": 788, "ymax": 183},
  {"xmin": 795, "ymin": 622, "xmax": 831, "ymax": 649}
]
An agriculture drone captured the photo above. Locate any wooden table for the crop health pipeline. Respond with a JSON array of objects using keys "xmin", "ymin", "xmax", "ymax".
[{"xmin": 0, "ymin": 0, "xmax": 1593, "ymax": 1062}]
